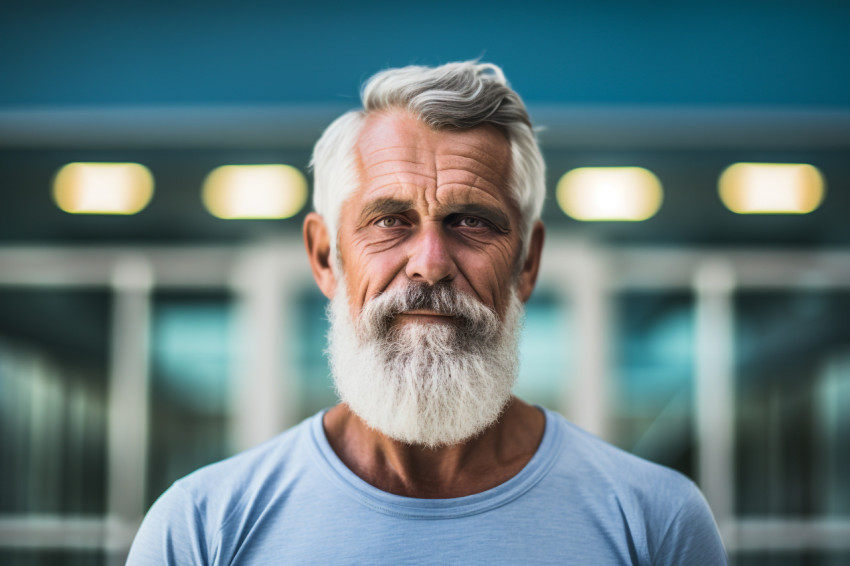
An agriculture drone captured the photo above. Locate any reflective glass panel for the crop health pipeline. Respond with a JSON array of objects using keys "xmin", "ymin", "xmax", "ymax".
[
  {"xmin": 735, "ymin": 291, "xmax": 850, "ymax": 517},
  {"xmin": 291, "ymin": 287, "xmax": 335, "ymax": 421},
  {"xmin": 0, "ymin": 289, "xmax": 109, "ymax": 514},
  {"xmin": 146, "ymin": 292, "xmax": 233, "ymax": 507},
  {"xmin": 515, "ymin": 290, "xmax": 572, "ymax": 410},
  {"xmin": 613, "ymin": 291, "xmax": 696, "ymax": 478}
]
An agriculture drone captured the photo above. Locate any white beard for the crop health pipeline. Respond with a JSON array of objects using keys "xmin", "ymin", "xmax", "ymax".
[{"xmin": 327, "ymin": 280, "xmax": 524, "ymax": 448}]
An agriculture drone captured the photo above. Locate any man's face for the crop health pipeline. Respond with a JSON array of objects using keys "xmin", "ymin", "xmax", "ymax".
[
  {"xmin": 305, "ymin": 109, "xmax": 543, "ymax": 446},
  {"xmin": 336, "ymin": 109, "xmax": 523, "ymax": 323}
]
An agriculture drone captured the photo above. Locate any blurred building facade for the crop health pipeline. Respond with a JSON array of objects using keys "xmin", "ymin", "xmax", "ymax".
[{"xmin": 1, "ymin": 2, "xmax": 850, "ymax": 564}]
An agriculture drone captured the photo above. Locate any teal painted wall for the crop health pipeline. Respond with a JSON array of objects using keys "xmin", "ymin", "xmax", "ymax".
[{"xmin": 2, "ymin": 1, "xmax": 849, "ymax": 107}]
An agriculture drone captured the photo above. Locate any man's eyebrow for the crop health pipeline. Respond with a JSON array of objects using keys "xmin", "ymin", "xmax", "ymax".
[
  {"xmin": 453, "ymin": 204, "xmax": 511, "ymax": 230},
  {"xmin": 359, "ymin": 198, "xmax": 414, "ymax": 222}
]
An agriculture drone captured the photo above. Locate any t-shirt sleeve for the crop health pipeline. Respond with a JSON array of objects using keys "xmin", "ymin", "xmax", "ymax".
[
  {"xmin": 126, "ymin": 482, "xmax": 211, "ymax": 566},
  {"xmin": 652, "ymin": 485, "xmax": 728, "ymax": 566}
]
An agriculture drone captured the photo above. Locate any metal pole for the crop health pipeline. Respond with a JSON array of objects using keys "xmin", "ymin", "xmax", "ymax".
[
  {"xmin": 230, "ymin": 244, "xmax": 299, "ymax": 452},
  {"xmin": 105, "ymin": 256, "xmax": 153, "ymax": 563},
  {"xmin": 693, "ymin": 259, "xmax": 736, "ymax": 544}
]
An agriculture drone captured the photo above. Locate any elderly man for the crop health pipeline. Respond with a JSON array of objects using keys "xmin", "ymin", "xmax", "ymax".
[{"xmin": 128, "ymin": 62, "xmax": 727, "ymax": 564}]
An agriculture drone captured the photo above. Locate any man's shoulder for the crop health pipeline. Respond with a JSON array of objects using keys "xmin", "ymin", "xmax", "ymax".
[
  {"xmin": 128, "ymin": 412, "xmax": 325, "ymax": 565},
  {"xmin": 156, "ymin": 411, "xmax": 321, "ymax": 532},
  {"xmin": 542, "ymin": 409, "xmax": 726, "ymax": 564},
  {"xmin": 543, "ymin": 409, "xmax": 707, "ymax": 520}
]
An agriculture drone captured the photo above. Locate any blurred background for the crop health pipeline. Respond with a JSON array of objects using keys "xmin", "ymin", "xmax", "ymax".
[{"xmin": 1, "ymin": 1, "xmax": 849, "ymax": 564}]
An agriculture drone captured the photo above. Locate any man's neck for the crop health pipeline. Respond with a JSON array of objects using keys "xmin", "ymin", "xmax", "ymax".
[{"xmin": 322, "ymin": 398, "xmax": 545, "ymax": 499}]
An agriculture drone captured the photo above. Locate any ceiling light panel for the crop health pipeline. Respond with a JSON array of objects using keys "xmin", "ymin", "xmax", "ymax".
[
  {"xmin": 719, "ymin": 162, "xmax": 825, "ymax": 214},
  {"xmin": 556, "ymin": 167, "xmax": 663, "ymax": 221},
  {"xmin": 53, "ymin": 162, "xmax": 154, "ymax": 215},
  {"xmin": 202, "ymin": 164, "xmax": 307, "ymax": 220}
]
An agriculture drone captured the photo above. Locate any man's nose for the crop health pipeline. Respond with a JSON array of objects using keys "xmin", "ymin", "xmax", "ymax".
[{"xmin": 405, "ymin": 223, "xmax": 457, "ymax": 285}]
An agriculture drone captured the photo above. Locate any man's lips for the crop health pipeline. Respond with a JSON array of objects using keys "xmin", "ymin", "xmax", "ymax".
[
  {"xmin": 403, "ymin": 310, "xmax": 450, "ymax": 316},
  {"xmin": 395, "ymin": 310, "xmax": 457, "ymax": 324}
]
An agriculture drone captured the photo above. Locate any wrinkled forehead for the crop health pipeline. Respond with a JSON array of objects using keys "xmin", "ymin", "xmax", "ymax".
[
  {"xmin": 358, "ymin": 111, "xmax": 510, "ymax": 165},
  {"xmin": 351, "ymin": 110, "xmax": 515, "ymax": 212}
]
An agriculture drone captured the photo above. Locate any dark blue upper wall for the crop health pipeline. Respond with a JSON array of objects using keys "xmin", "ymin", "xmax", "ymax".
[{"xmin": 2, "ymin": 0, "xmax": 849, "ymax": 108}]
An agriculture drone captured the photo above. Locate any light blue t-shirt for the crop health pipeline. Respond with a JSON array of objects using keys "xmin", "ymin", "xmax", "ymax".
[{"xmin": 127, "ymin": 408, "xmax": 727, "ymax": 565}]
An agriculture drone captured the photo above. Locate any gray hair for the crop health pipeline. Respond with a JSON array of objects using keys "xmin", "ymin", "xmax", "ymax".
[{"xmin": 311, "ymin": 61, "xmax": 545, "ymax": 259}]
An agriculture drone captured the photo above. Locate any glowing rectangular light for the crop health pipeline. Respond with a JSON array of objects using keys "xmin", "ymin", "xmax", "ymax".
[
  {"xmin": 53, "ymin": 162, "xmax": 154, "ymax": 215},
  {"xmin": 719, "ymin": 163, "xmax": 825, "ymax": 214},
  {"xmin": 556, "ymin": 167, "xmax": 663, "ymax": 221},
  {"xmin": 202, "ymin": 165, "xmax": 307, "ymax": 219}
]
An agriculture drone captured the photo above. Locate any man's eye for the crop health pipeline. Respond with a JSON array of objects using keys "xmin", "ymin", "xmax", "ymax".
[
  {"xmin": 375, "ymin": 217, "xmax": 402, "ymax": 228},
  {"xmin": 458, "ymin": 216, "xmax": 485, "ymax": 228}
]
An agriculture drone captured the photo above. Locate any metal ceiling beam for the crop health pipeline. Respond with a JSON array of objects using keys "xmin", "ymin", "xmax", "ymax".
[{"xmin": 2, "ymin": 105, "xmax": 850, "ymax": 149}]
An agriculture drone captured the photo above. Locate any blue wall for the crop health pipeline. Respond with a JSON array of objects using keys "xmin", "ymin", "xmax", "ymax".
[{"xmin": 2, "ymin": 0, "xmax": 849, "ymax": 107}]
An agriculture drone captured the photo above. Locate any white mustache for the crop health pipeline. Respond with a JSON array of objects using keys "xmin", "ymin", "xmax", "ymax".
[{"xmin": 358, "ymin": 283, "xmax": 501, "ymax": 342}]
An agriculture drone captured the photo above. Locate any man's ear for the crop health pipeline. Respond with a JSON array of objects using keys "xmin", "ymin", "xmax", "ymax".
[
  {"xmin": 516, "ymin": 221, "xmax": 545, "ymax": 303},
  {"xmin": 303, "ymin": 212, "xmax": 337, "ymax": 299}
]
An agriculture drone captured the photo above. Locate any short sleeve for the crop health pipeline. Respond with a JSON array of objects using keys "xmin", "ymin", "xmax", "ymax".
[
  {"xmin": 126, "ymin": 482, "xmax": 211, "ymax": 566},
  {"xmin": 652, "ymin": 485, "xmax": 728, "ymax": 566}
]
